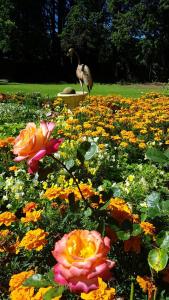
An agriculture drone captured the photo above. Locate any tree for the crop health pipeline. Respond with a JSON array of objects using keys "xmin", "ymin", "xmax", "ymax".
[{"xmin": 0, "ymin": 0, "xmax": 15, "ymax": 55}]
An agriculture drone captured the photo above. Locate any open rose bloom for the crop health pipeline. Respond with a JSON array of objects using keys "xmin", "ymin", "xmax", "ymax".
[
  {"xmin": 52, "ymin": 229, "xmax": 115, "ymax": 293},
  {"xmin": 13, "ymin": 121, "xmax": 63, "ymax": 173}
]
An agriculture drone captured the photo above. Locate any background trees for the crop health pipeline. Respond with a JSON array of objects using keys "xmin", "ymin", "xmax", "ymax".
[{"xmin": 0, "ymin": 0, "xmax": 169, "ymax": 82}]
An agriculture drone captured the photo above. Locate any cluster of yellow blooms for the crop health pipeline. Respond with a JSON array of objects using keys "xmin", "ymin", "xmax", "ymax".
[
  {"xmin": 54, "ymin": 93, "xmax": 169, "ymax": 148},
  {"xmin": 9, "ymin": 271, "xmax": 61, "ymax": 300}
]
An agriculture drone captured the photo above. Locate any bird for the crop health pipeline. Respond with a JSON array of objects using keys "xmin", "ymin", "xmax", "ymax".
[{"xmin": 67, "ymin": 48, "xmax": 93, "ymax": 95}]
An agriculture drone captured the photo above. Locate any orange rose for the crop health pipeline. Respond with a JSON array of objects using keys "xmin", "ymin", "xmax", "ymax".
[
  {"xmin": 52, "ymin": 229, "xmax": 115, "ymax": 293},
  {"xmin": 13, "ymin": 121, "xmax": 63, "ymax": 173}
]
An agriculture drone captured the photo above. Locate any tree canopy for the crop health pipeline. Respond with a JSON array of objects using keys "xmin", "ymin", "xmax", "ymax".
[{"xmin": 0, "ymin": 0, "xmax": 169, "ymax": 82}]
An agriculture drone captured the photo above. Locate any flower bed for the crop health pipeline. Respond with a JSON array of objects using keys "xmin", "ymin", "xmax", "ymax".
[{"xmin": 0, "ymin": 92, "xmax": 169, "ymax": 299}]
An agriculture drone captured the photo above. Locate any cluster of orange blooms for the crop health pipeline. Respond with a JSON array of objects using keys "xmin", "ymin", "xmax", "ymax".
[
  {"xmin": 9, "ymin": 270, "xmax": 61, "ymax": 300},
  {"xmin": 0, "ymin": 136, "xmax": 15, "ymax": 148},
  {"xmin": 55, "ymin": 93, "xmax": 169, "ymax": 149}
]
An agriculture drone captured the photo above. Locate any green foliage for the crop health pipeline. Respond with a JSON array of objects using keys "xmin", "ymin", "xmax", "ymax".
[
  {"xmin": 0, "ymin": 0, "xmax": 15, "ymax": 53},
  {"xmin": 148, "ymin": 248, "xmax": 168, "ymax": 272}
]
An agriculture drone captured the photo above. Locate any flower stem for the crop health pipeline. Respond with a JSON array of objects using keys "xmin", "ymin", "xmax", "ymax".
[
  {"xmin": 130, "ymin": 281, "xmax": 134, "ymax": 300},
  {"xmin": 51, "ymin": 155, "xmax": 85, "ymax": 201}
]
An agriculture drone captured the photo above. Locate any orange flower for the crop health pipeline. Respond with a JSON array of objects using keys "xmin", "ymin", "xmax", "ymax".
[
  {"xmin": 0, "ymin": 211, "xmax": 17, "ymax": 226},
  {"xmin": 0, "ymin": 136, "xmax": 15, "ymax": 148},
  {"xmin": 32, "ymin": 286, "xmax": 61, "ymax": 300},
  {"xmin": 9, "ymin": 166, "xmax": 19, "ymax": 171},
  {"xmin": 9, "ymin": 270, "xmax": 34, "ymax": 291},
  {"xmin": 52, "ymin": 229, "xmax": 115, "ymax": 293},
  {"xmin": 21, "ymin": 210, "xmax": 42, "ymax": 223},
  {"xmin": 0, "ymin": 229, "xmax": 10, "ymax": 252},
  {"xmin": 13, "ymin": 121, "xmax": 63, "ymax": 173},
  {"xmin": 107, "ymin": 198, "xmax": 132, "ymax": 224},
  {"xmin": 10, "ymin": 286, "xmax": 35, "ymax": 300},
  {"xmin": 44, "ymin": 186, "xmax": 63, "ymax": 200},
  {"xmin": 124, "ymin": 236, "xmax": 141, "ymax": 254},
  {"xmin": 23, "ymin": 202, "xmax": 38, "ymax": 213},
  {"xmin": 81, "ymin": 277, "xmax": 116, "ymax": 300},
  {"xmin": 19, "ymin": 228, "xmax": 48, "ymax": 251},
  {"xmin": 136, "ymin": 276, "xmax": 157, "ymax": 300},
  {"xmin": 140, "ymin": 222, "xmax": 156, "ymax": 236}
]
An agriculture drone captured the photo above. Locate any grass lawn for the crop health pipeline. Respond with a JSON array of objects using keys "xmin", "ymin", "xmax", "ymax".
[{"xmin": 0, "ymin": 82, "xmax": 167, "ymax": 98}]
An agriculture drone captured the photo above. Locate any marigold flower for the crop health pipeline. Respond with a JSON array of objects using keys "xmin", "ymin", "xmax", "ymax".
[
  {"xmin": 32, "ymin": 286, "xmax": 61, "ymax": 300},
  {"xmin": 9, "ymin": 270, "xmax": 34, "ymax": 291},
  {"xmin": 138, "ymin": 142, "xmax": 146, "ymax": 149},
  {"xmin": 9, "ymin": 166, "xmax": 19, "ymax": 171},
  {"xmin": 23, "ymin": 202, "xmax": 38, "ymax": 213},
  {"xmin": 13, "ymin": 121, "xmax": 63, "ymax": 173},
  {"xmin": 19, "ymin": 228, "xmax": 48, "ymax": 251},
  {"xmin": 107, "ymin": 198, "xmax": 132, "ymax": 224},
  {"xmin": 0, "ymin": 229, "xmax": 10, "ymax": 252},
  {"xmin": 44, "ymin": 186, "xmax": 63, "ymax": 200},
  {"xmin": 140, "ymin": 222, "xmax": 156, "ymax": 236},
  {"xmin": 52, "ymin": 229, "xmax": 115, "ymax": 293},
  {"xmin": 0, "ymin": 136, "xmax": 15, "ymax": 148},
  {"xmin": 0, "ymin": 211, "xmax": 17, "ymax": 226},
  {"xmin": 136, "ymin": 275, "xmax": 157, "ymax": 300},
  {"xmin": 81, "ymin": 277, "xmax": 116, "ymax": 299},
  {"xmin": 124, "ymin": 236, "xmax": 141, "ymax": 254},
  {"xmin": 21, "ymin": 210, "xmax": 42, "ymax": 223},
  {"xmin": 10, "ymin": 286, "xmax": 35, "ymax": 300}
]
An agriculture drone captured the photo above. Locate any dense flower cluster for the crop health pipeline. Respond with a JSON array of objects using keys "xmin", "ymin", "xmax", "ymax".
[{"xmin": 1, "ymin": 93, "xmax": 169, "ymax": 299}]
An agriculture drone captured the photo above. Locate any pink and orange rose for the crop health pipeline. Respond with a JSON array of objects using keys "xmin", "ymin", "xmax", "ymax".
[
  {"xmin": 13, "ymin": 121, "xmax": 63, "ymax": 173},
  {"xmin": 52, "ymin": 229, "xmax": 115, "ymax": 293}
]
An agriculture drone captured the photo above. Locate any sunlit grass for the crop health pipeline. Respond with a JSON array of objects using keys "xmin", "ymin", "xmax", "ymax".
[{"xmin": 0, "ymin": 82, "xmax": 166, "ymax": 98}]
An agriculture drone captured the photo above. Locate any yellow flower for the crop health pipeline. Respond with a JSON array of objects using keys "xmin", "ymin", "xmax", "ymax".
[
  {"xmin": 119, "ymin": 141, "xmax": 128, "ymax": 148},
  {"xmin": 21, "ymin": 210, "xmax": 42, "ymax": 223},
  {"xmin": 9, "ymin": 270, "xmax": 34, "ymax": 291},
  {"xmin": 136, "ymin": 275, "xmax": 157, "ymax": 300},
  {"xmin": 0, "ymin": 211, "xmax": 17, "ymax": 226},
  {"xmin": 10, "ymin": 286, "xmax": 35, "ymax": 300},
  {"xmin": 44, "ymin": 186, "xmax": 63, "ymax": 200},
  {"xmin": 81, "ymin": 277, "xmax": 116, "ymax": 300},
  {"xmin": 19, "ymin": 228, "xmax": 48, "ymax": 251},
  {"xmin": 140, "ymin": 222, "xmax": 156, "ymax": 236},
  {"xmin": 9, "ymin": 166, "xmax": 19, "ymax": 171},
  {"xmin": 138, "ymin": 142, "xmax": 146, "ymax": 149},
  {"xmin": 107, "ymin": 198, "xmax": 132, "ymax": 224},
  {"xmin": 32, "ymin": 286, "xmax": 61, "ymax": 300}
]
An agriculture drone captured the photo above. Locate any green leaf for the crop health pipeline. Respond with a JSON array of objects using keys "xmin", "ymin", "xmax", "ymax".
[
  {"xmin": 84, "ymin": 207, "xmax": 92, "ymax": 217},
  {"xmin": 23, "ymin": 274, "xmax": 50, "ymax": 288},
  {"xmin": 148, "ymin": 248, "xmax": 168, "ymax": 272},
  {"xmin": 65, "ymin": 159, "xmax": 74, "ymax": 170},
  {"xmin": 116, "ymin": 230, "xmax": 130, "ymax": 241},
  {"xmin": 132, "ymin": 224, "xmax": 142, "ymax": 236},
  {"xmin": 100, "ymin": 199, "xmax": 111, "ymax": 210},
  {"xmin": 43, "ymin": 286, "xmax": 65, "ymax": 300},
  {"xmin": 156, "ymin": 231, "xmax": 169, "ymax": 251},
  {"xmin": 146, "ymin": 192, "xmax": 161, "ymax": 218},
  {"xmin": 161, "ymin": 200, "xmax": 169, "ymax": 214},
  {"xmin": 84, "ymin": 142, "xmax": 98, "ymax": 160},
  {"xmin": 146, "ymin": 148, "xmax": 168, "ymax": 163},
  {"xmin": 77, "ymin": 141, "xmax": 91, "ymax": 163}
]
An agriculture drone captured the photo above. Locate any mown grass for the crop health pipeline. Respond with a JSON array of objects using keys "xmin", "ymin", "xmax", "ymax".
[{"xmin": 0, "ymin": 82, "xmax": 167, "ymax": 98}]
